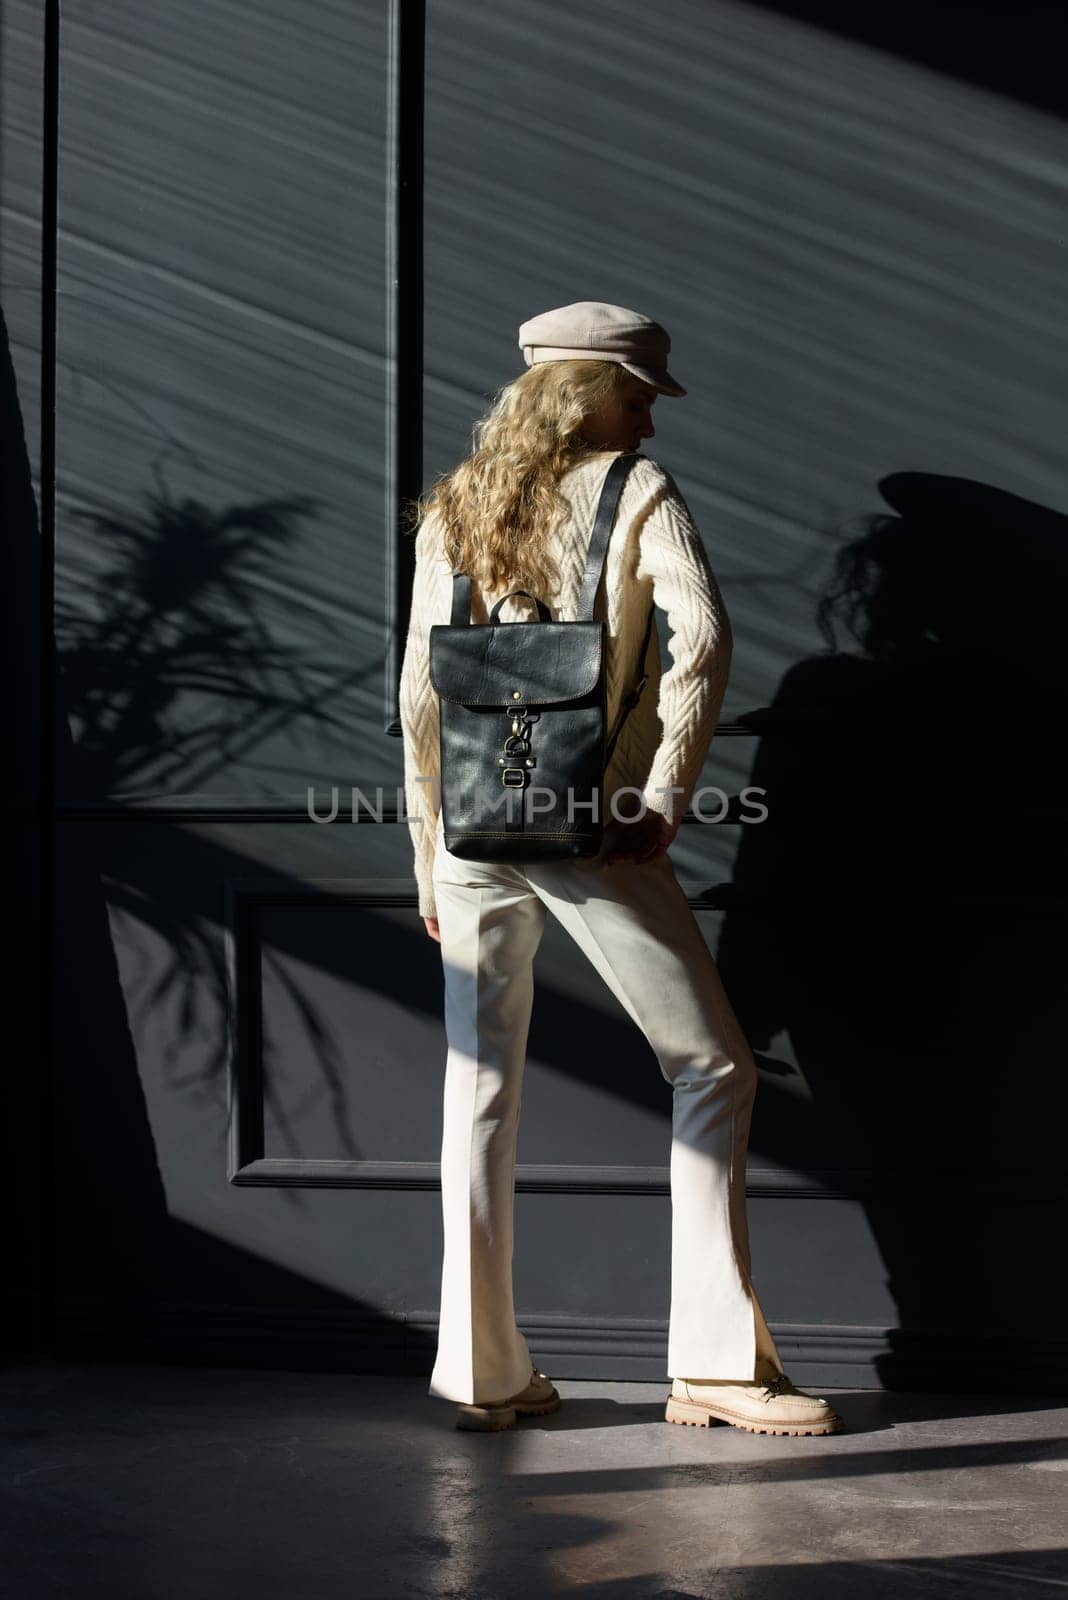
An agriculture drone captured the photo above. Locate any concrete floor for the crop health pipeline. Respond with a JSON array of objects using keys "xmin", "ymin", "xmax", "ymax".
[{"xmin": 2, "ymin": 1362, "xmax": 1066, "ymax": 1599}]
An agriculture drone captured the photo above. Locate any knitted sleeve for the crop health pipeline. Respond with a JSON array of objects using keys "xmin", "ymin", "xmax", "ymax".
[
  {"xmin": 398, "ymin": 514, "xmax": 442, "ymax": 918},
  {"xmin": 633, "ymin": 464, "xmax": 733, "ymax": 822}
]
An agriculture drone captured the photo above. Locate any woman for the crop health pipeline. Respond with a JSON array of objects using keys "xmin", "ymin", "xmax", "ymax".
[{"xmin": 399, "ymin": 301, "xmax": 842, "ymax": 1437}]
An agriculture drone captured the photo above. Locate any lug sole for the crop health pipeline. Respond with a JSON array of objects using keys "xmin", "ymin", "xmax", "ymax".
[
  {"xmin": 455, "ymin": 1391, "xmax": 561, "ymax": 1431},
  {"xmin": 455, "ymin": 1404, "xmax": 518, "ymax": 1431},
  {"xmin": 664, "ymin": 1393, "xmax": 843, "ymax": 1436}
]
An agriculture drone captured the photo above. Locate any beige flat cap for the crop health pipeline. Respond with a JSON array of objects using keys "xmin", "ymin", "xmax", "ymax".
[{"xmin": 518, "ymin": 300, "xmax": 686, "ymax": 396}]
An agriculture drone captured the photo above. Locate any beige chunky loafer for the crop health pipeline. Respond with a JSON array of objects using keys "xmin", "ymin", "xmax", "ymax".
[
  {"xmin": 455, "ymin": 1365, "xmax": 561, "ymax": 1432},
  {"xmin": 665, "ymin": 1371, "xmax": 843, "ymax": 1436}
]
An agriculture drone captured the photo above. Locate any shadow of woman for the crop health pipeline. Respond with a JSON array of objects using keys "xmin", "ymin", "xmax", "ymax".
[{"xmin": 713, "ymin": 471, "xmax": 1068, "ymax": 1390}]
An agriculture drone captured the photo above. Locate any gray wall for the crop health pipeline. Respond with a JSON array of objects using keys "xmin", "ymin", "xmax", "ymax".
[{"xmin": 5, "ymin": 0, "xmax": 1066, "ymax": 1386}]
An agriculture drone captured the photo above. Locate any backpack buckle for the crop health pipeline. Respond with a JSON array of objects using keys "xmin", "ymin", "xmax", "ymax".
[{"xmin": 500, "ymin": 766, "xmax": 528, "ymax": 788}]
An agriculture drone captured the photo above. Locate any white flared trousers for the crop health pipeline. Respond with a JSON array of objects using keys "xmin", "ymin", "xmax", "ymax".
[{"xmin": 427, "ymin": 812, "xmax": 783, "ymax": 1405}]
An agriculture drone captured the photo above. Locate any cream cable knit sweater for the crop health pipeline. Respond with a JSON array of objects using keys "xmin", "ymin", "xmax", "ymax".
[{"xmin": 399, "ymin": 450, "xmax": 733, "ymax": 919}]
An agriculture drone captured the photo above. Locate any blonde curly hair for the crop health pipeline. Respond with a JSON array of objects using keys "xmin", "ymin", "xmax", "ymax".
[{"xmin": 406, "ymin": 359, "xmax": 647, "ymax": 597}]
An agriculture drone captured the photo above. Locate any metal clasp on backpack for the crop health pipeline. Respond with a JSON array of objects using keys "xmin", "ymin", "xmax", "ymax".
[
  {"xmin": 500, "ymin": 700, "xmax": 538, "ymax": 784},
  {"xmin": 499, "ymin": 754, "xmax": 535, "ymax": 784}
]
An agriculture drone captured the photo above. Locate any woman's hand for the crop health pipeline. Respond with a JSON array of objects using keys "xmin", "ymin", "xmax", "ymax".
[
  {"xmin": 423, "ymin": 915, "xmax": 442, "ymax": 942},
  {"xmin": 599, "ymin": 808, "xmax": 679, "ymax": 866}
]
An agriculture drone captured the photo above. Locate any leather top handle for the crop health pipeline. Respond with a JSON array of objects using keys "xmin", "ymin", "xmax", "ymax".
[{"xmin": 487, "ymin": 589, "xmax": 553, "ymax": 625}]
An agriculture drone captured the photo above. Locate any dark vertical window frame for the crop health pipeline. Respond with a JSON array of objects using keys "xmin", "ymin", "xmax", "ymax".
[
  {"xmin": 39, "ymin": 0, "xmax": 60, "ymax": 1344},
  {"xmin": 384, "ymin": 0, "xmax": 425, "ymax": 739}
]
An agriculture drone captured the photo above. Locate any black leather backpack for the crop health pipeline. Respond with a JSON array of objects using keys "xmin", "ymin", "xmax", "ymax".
[{"xmin": 428, "ymin": 451, "xmax": 655, "ymax": 863}]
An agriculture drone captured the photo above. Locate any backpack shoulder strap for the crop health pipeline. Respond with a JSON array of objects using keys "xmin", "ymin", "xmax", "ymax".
[
  {"xmin": 605, "ymin": 600, "xmax": 656, "ymax": 762},
  {"xmin": 577, "ymin": 452, "xmax": 639, "ymax": 621},
  {"xmin": 449, "ymin": 570, "xmax": 472, "ymax": 624}
]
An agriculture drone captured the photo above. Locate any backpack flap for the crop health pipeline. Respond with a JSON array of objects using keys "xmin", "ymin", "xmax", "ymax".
[{"xmin": 429, "ymin": 620, "xmax": 604, "ymax": 707}]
